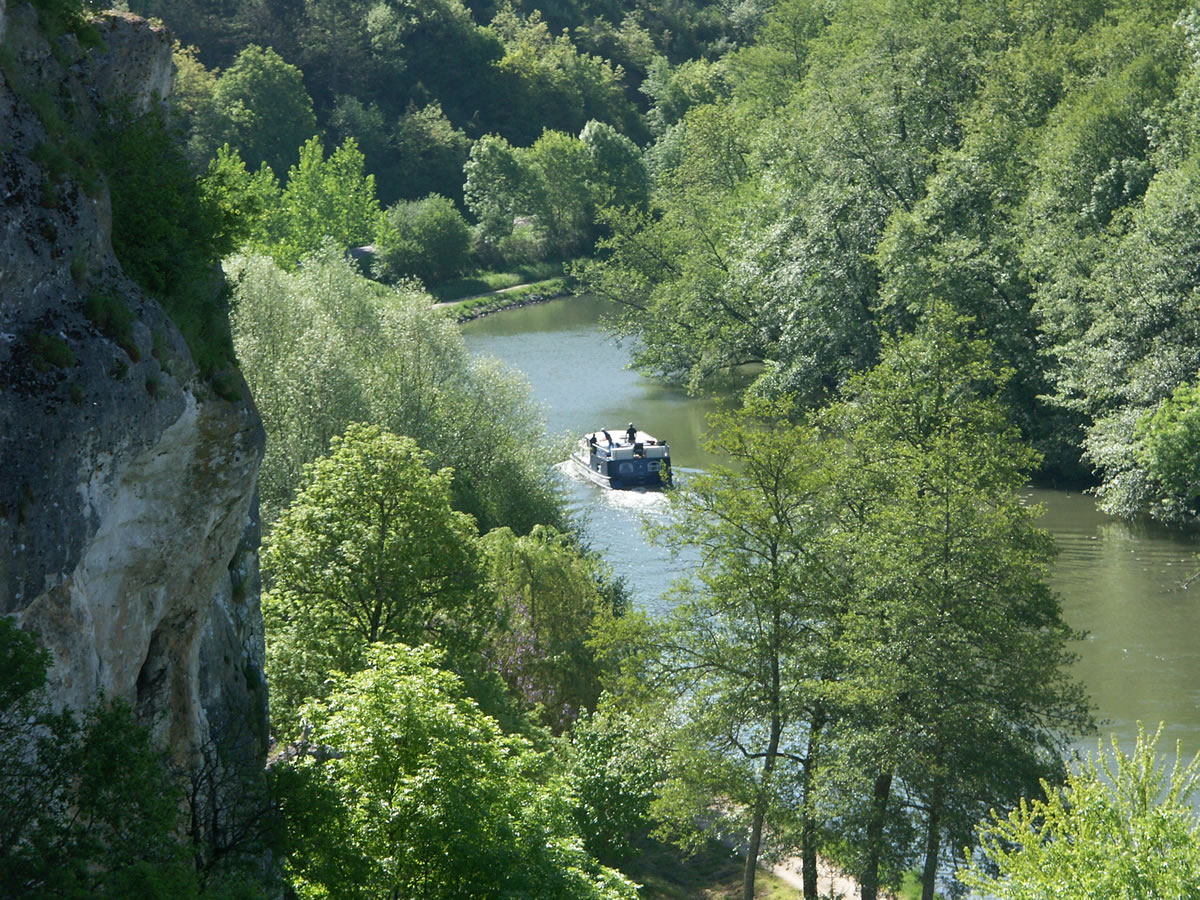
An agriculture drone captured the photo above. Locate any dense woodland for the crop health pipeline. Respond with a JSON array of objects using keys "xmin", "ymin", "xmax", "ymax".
[{"xmin": 6, "ymin": 0, "xmax": 1200, "ymax": 897}]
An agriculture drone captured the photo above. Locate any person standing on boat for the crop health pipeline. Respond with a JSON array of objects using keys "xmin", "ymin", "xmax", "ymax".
[{"xmin": 626, "ymin": 423, "xmax": 637, "ymax": 444}]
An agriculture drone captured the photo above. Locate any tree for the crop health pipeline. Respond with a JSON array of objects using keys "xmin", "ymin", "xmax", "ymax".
[
  {"xmin": 523, "ymin": 128, "xmax": 597, "ymax": 255},
  {"xmin": 277, "ymin": 643, "xmax": 638, "ymax": 900},
  {"xmin": 960, "ymin": 724, "xmax": 1200, "ymax": 899},
  {"xmin": 575, "ymin": 100, "xmax": 772, "ymax": 392},
  {"xmin": 0, "ymin": 618, "xmax": 200, "ymax": 897},
  {"xmin": 567, "ymin": 703, "xmax": 665, "ymax": 865},
  {"xmin": 487, "ymin": 7, "xmax": 639, "ymax": 146},
  {"xmin": 191, "ymin": 44, "xmax": 317, "ymax": 176},
  {"xmin": 261, "ymin": 423, "xmax": 487, "ymax": 736},
  {"xmin": 229, "ymin": 246, "xmax": 567, "ymax": 532},
  {"xmin": 463, "ymin": 132, "xmax": 529, "ymax": 250},
  {"xmin": 199, "ymin": 143, "xmax": 281, "ymax": 255},
  {"xmin": 97, "ymin": 106, "xmax": 238, "ymax": 376},
  {"xmin": 480, "ymin": 524, "xmax": 625, "ymax": 730},
  {"xmin": 269, "ymin": 136, "xmax": 381, "ymax": 268},
  {"xmin": 640, "ymin": 55, "xmax": 729, "ymax": 137},
  {"xmin": 1136, "ymin": 375, "xmax": 1200, "ymax": 519},
  {"xmin": 581, "ymin": 119, "xmax": 649, "ymax": 213},
  {"xmin": 826, "ymin": 303, "xmax": 1094, "ymax": 900},
  {"xmin": 388, "ymin": 102, "xmax": 472, "ymax": 204},
  {"xmin": 372, "ymin": 193, "xmax": 472, "ymax": 285},
  {"xmin": 607, "ymin": 394, "xmax": 846, "ymax": 900}
]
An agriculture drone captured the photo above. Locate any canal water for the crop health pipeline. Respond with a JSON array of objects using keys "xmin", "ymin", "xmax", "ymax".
[{"xmin": 462, "ymin": 296, "xmax": 1200, "ymax": 760}]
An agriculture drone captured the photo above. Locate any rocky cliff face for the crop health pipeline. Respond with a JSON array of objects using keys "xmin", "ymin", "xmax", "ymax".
[{"xmin": 0, "ymin": 2, "xmax": 267, "ymax": 770}]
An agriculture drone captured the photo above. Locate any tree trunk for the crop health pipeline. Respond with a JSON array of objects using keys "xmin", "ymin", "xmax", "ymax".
[
  {"xmin": 860, "ymin": 769, "xmax": 893, "ymax": 900},
  {"xmin": 743, "ymin": 713, "xmax": 783, "ymax": 900},
  {"xmin": 920, "ymin": 777, "xmax": 944, "ymax": 900},
  {"xmin": 800, "ymin": 711, "xmax": 826, "ymax": 900},
  {"xmin": 744, "ymin": 806, "xmax": 767, "ymax": 900}
]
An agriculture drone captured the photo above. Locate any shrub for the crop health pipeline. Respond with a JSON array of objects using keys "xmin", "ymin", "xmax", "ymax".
[{"xmin": 373, "ymin": 193, "xmax": 472, "ymax": 285}]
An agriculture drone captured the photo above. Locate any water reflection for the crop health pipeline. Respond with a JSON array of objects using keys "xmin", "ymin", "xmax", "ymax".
[{"xmin": 1033, "ymin": 489, "xmax": 1200, "ymax": 754}]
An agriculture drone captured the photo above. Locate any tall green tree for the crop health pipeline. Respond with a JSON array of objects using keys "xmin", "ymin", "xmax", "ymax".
[
  {"xmin": 576, "ymin": 100, "xmax": 770, "ymax": 391},
  {"xmin": 481, "ymin": 525, "xmax": 625, "ymax": 730},
  {"xmin": 278, "ymin": 644, "xmax": 638, "ymax": 900},
  {"xmin": 607, "ymin": 394, "xmax": 846, "ymax": 900},
  {"xmin": 261, "ymin": 423, "xmax": 487, "ymax": 736},
  {"xmin": 190, "ymin": 44, "xmax": 317, "ymax": 176},
  {"xmin": 826, "ymin": 303, "xmax": 1094, "ymax": 900},
  {"xmin": 269, "ymin": 136, "xmax": 381, "ymax": 268}
]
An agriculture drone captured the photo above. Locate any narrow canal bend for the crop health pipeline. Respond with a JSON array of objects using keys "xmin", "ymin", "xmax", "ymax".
[{"xmin": 462, "ymin": 296, "xmax": 1200, "ymax": 761}]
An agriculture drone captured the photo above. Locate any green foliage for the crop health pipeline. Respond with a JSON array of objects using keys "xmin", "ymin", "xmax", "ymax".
[
  {"xmin": 641, "ymin": 55, "xmax": 730, "ymax": 136},
  {"xmin": 277, "ymin": 643, "xmax": 638, "ymax": 899},
  {"xmin": 464, "ymin": 132, "xmax": 530, "ymax": 248},
  {"xmin": 261, "ymin": 423, "xmax": 487, "ymax": 737},
  {"xmin": 198, "ymin": 144, "xmax": 281, "ymax": 253},
  {"xmin": 190, "ymin": 44, "xmax": 316, "ymax": 178},
  {"xmin": 27, "ymin": 331, "xmax": 75, "ymax": 372},
  {"xmin": 611, "ymin": 393, "xmax": 846, "ymax": 896},
  {"xmin": 327, "ymin": 97, "xmax": 472, "ymax": 208},
  {"xmin": 84, "ymin": 290, "xmax": 140, "ymax": 361},
  {"xmin": 825, "ymin": 303, "xmax": 1094, "ymax": 897},
  {"xmin": 480, "ymin": 524, "xmax": 624, "ymax": 729},
  {"xmin": 372, "ymin": 193, "xmax": 472, "ymax": 285},
  {"xmin": 581, "ymin": 118, "xmax": 649, "ymax": 213},
  {"xmin": 569, "ymin": 702, "xmax": 666, "ymax": 864},
  {"xmin": 229, "ymin": 246, "xmax": 566, "ymax": 532},
  {"xmin": 97, "ymin": 109, "xmax": 236, "ymax": 376},
  {"xmin": 522, "ymin": 128, "xmax": 597, "ymax": 254},
  {"xmin": 575, "ymin": 100, "xmax": 772, "ymax": 392},
  {"xmin": 0, "ymin": 618, "xmax": 198, "ymax": 897},
  {"xmin": 29, "ymin": 0, "xmax": 102, "ymax": 45},
  {"xmin": 600, "ymin": 313, "xmax": 1092, "ymax": 900},
  {"xmin": 266, "ymin": 136, "xmax": 381, "ymax": 268},
  {"xmin": 466, "ymin": 123, "xmax": 648, "ymax": 265},
  {"xmin": 488, "ymin": 7, "xmax": 640, "ymax": 145},
  {"xmin": 385, "ymin": 101, "xmax": 472, "ymax": 204},
  {"xmin": 1137, "ymin": 376, "xmax": 1200, "ymax": 518},
  {"xmin": 960, "ymin": 724, "xmax": 1200, "ymax": 899}
]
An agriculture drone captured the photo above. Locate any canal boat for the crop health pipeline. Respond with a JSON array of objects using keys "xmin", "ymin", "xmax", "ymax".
[{"xmin": 571, "ymin": 426, "xmax": 672, "ymax": 489}]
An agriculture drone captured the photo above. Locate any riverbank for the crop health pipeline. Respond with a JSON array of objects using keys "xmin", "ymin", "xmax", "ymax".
[{"xmin": 437, "ymin": 276, "xmax": 573, "ymax": 322}]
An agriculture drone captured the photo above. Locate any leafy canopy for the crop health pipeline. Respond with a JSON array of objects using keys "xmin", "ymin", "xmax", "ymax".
[
  {"xmin": 277, "ymin": 643, "xmax": 638, "ymax": 900},
  {"xmin": 262, "ymin": 423, "xmax": 486, "ymax": 737},
  {"xmin": 960, "ymin": 724, "xmax": 1200, "ymax": 899},
  {"xmin": 229, "ymin": 246, "xmax": 566, "ymax": 532}
]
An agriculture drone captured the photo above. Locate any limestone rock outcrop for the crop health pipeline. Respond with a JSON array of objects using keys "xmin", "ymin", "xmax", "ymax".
[{"xmin": 0, "ymin": 3, "xmax": 267, "ymax": 769}]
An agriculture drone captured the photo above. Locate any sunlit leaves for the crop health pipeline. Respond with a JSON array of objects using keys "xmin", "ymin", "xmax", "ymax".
[
  {"xmin": 960, "ymin": 724, "xmax": 1200, "ymax": 900},
  {"xmin": 229, "ymin": 246, "xmax": 564, "ymax": 532},
  {"xmin": 280, "ymin": 644, "xmax": 638, "ymax": 899}
]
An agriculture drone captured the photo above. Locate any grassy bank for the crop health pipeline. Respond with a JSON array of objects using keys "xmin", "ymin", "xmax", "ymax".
[
  {"xmin": 429, "ymin": 261, "xmax": 567, "ymax": 303},
  {"xmin": 442, "ymin": 276, "xmax": 573, "ymax": 322}
]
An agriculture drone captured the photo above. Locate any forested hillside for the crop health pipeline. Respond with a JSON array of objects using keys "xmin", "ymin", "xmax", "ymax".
[
  {"xmin": 579, "ymin": 0, "xmax": 1200, "ymax": 525},
  {"xmin": 132, "ymin": 0, "xmax": 1200, "ymax": 523}
]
